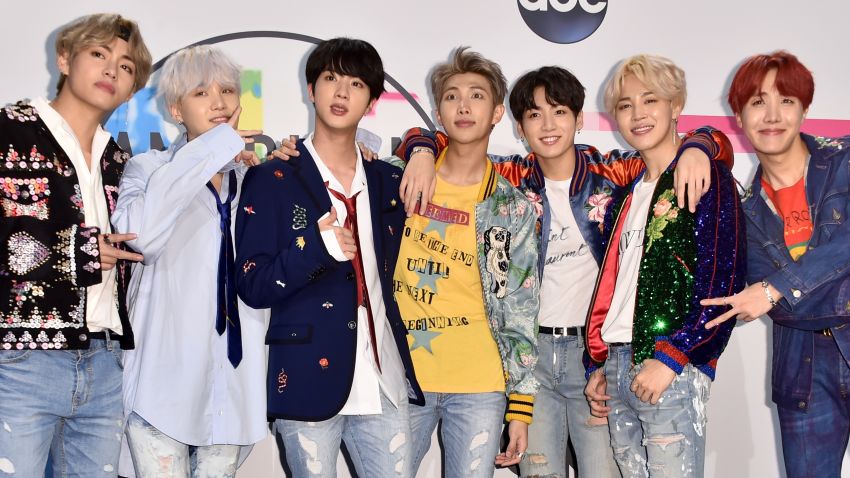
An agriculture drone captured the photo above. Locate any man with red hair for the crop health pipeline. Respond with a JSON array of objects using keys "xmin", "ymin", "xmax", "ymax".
[{"xmin": 703, "ymin": 51, "xmax": 850, "ymax": 478}]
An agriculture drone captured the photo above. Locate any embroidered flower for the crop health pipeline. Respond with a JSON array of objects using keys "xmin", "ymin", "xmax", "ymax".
[
  {"xmin": 814, "ymin": 136, "xmax": 844, "ymax": 150},
  {"xmin": 523, "ymin": 276, "xmax": 534, "ymax": 289},
  {"xmin": 520, "ymin": 352, "xmax": 535, "ymax": 367},
  {"xmin": 516, "ymin": 200, "xmax": 527, "ymax": 216},
  {"xmin": 585, "ymin": 187, "xmax": 613, "ymax": 224},
  {"xmin": 645, "ymin": 189, "xmax": 680, "ymax": 252},
  {"xmin": 524, "ymin": 190, "xmax": 544, "ymax": 218}
]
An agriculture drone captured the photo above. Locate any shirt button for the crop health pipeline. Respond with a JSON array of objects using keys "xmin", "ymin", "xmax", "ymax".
[
  {"xmin": 348, "ymin": 321, "xmax": 356, "ymax": 330},
  {"xmin": 792, "ymin": 289, "xmax": 802, "ymax": 298},
  {"xmin": 804, "ymin": 357, "xmax": 812, "ymax": 363},
  {"xmin": 79, "ymin": 334, "xmax": 87, "ymax": 341},
  {"xmin": 798, "ymin": 401, "xmax": 806, "ymax": 409}
]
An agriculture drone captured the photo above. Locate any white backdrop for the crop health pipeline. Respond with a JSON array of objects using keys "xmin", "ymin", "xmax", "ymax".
[{"xmin": 4, "ymin": 1, "xmax": 850, "ymax": 477}]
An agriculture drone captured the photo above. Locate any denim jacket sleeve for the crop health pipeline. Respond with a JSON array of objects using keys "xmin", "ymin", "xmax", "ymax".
[{"xmin": 654, "ymin": 161, "xmax": 747, "ymax": 377}]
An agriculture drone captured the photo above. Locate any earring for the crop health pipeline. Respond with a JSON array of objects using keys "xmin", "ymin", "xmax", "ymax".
[
  {"xmin": 519, "ymin": 137, "xmax": 527, "ymax": 145},
  {"xmin": 672, "ymin": 118, "xmax": 678, "ymax": 144},
  {"xmin": 577, "ymin": 129, "xmax": 582, "ymax": 135}
]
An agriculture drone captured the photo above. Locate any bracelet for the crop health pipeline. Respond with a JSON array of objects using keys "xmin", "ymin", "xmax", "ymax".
[
  {"xmin": 410, "ymin": 146, "xmax": 435, "ymax": 158},
  {"xmin": 761, "ymin": 280, "xmax": 777, "ymax": 308}
]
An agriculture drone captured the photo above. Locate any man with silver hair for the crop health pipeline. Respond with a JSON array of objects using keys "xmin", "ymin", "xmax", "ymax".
[{"xmin": 112, "ymin": 45, "xmax": 266, "ymax": 477}]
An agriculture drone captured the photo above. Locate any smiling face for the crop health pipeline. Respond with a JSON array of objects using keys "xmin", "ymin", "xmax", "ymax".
[
  {"xmin": 170, "ymin": 81, "xmax": 239, "ymax": 141},
  {"xmin": 613, "ymin": 74, "xmax": 681, "ymax": 154},
  {"xmin": 56, "ymin": 37, "xmax": 136, "ymax": 114},
  {"xmin": 517, "ymin": 85, "xmax": 583, "ymax": 163},
  {"xmin": 437, "ymin": 72, "xmax": 505, "ymax": 146},
  {"xmin": 309, "ymin": 70, "xmax": 375, "ymax": 135},
  {"xmin": 736, "ymin": 68, "xmax": 807, "ymax": 158}
]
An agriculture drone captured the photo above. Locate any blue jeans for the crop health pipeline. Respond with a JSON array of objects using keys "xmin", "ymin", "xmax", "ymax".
[
  {"xmin": 0, "ymin": 339, "xmax": 124, "ymax": 477},
  {"xmin": 125, "ymin": 412, "xmax": 239, "ymax": 477},
  {"xmin": 605, "ymin": 344, "xmax": 710, "ymax": 478},
  {"xmin": 777, "ymin": 333, "xmax": 850, "ymax": 478},
  {"xmin": 520, "ymin": 334, "xmax": 619, "ymax": 478},
  {"xmin": 276, "ymin": 391, "xmax": 410, "ymax": 477},
  {"xmin": 409, "ymin": 391, "xmax": 505, "ymax": 478}
]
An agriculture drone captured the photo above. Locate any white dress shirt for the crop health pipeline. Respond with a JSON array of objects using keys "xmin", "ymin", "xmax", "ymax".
[
  {"xmin": 111, "ymin": 125, "xmax": 268, "ymax": 457},
  {"xmin": 305, "ymin": 135, "xmax": 407, "ymax": 415},
  {"xmin": 32, "ymin": 97, "xmax": 121, "ymax": 334}
]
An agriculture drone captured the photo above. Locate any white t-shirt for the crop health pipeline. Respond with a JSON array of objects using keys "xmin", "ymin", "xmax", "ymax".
[
  {"xmin": 601, "ymin": 177, "xmax": 658, "ymax": 343},
  {"xmin": 538, "ymin": 178, "xmax": 600, "ymax": 328}
]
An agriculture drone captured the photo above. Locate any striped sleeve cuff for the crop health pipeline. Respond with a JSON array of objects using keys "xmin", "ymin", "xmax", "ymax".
[
  {"xmin": 655, "ymin": 340, "xmax": 689, "ymax": 376},
  {"xmin": 395, "ymin": 128, "xmax": 437, "ymax": 162},
  {"xmin": 505, "ymin": 393, "xmax": 535, "ymax": 425}
]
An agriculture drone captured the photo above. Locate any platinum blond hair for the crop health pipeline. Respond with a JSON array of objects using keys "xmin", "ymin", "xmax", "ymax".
[{"xmin": 158, "ymin": 45, "xmax": 241, "ymax": 106}]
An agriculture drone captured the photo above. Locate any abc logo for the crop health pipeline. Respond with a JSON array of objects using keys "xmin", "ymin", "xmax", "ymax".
[{"xmin": 518, "ymin": 0, "xmax": 608, "ymax": 44}]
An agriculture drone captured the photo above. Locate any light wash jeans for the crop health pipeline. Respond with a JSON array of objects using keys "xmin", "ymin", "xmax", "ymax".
[
  {"xmin": 125, "ymin": 412, "xmax": 239, "ymax": 477},
  {"xmin": 408, "ymin": 391, "xmax": 506, "ymax": 478},
  {"xmin": 605, "ymin": 344, "xmax": 711, "ymax": 478},
  {"xmin": 0, "ymin": 338, "xmax": 125, "ymax": 477},
  {"xmin": 520, "ymin": 333, "xmax": 620, "ymax": 478},
  {"xmin": 276, "ymin": 391, "xmax": 411, "ymax": 477}
]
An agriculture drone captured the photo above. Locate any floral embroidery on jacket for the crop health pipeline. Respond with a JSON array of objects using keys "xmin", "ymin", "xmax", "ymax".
[
  {"xmin": 646, "ymin": 189, "xmax": 680, "ymax": 252},
  {"xmin": 585, "ymin": 186, "xmax": 613, "ymax": 233}
]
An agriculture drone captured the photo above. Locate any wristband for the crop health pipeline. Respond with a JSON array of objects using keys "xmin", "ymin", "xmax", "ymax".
[
  {"xmin": 410, "ymin": 146, "xmax": 435, "ymax": 158},
  {"xmin": 761, "ymin": 280, "xmax": 777, "ymax": 308}
]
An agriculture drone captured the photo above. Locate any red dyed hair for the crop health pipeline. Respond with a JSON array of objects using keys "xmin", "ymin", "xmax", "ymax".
[{"xmin": 727, "ymin": 51, "xmax": 814, "ymax": 114}]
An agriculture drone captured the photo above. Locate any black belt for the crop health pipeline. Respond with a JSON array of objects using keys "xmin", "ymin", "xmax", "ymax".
[
  {"xmin": 607, "ymin": 342, "xmax": 631, "ymax": 348},
  {"xmin": 538, "ymin": 326, "xmax": 584, "ymax": 336},
  {"xmin": 88, "ymin": 330, "xmax": 121, "ymax": 341}
]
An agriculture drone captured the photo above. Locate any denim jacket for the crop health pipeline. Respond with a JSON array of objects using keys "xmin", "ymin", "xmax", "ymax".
[{"xmin": 743, "ymin": 133, "xmax": 850, "ymax": 410}]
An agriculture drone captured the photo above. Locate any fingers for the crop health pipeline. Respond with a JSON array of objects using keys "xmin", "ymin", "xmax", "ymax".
[
  {"xmin": 226, "ymin": 106, "xmax": 243, "ymax": 129},
  {"xmin": 688, "ymin": 175, "xmax": 698, "ymax": 213},
  {"xmin": 423, "ymin": 177, "xmax": 436, "ymax": 216},
  {"xmin": 700, "ymin": 296, "xmax": 729, "ymax": 307},
  {"xmin": 675, "ymin": 168, "xmax": 686, "ymax": 210},
  {"xmin": 337, "ymin": 227, "xmax": 356, "ymax": 260},
  {"xmin": 236, "ymin": 130, "xmax": 262, "ymax": 143},
  {"xmin": 101, "ymin": 233, "xmax": 137, "ymax": 244},
  {"xmin": 356, "ymin": 141, "xmax": 378, "ymax": 162},
  {"xmin": 704, "ymin": 309, "xmax": 737, "ymax": 329},
  {"xmin": 270, "ymin": 136, "xmax": 301, "ymax": 162},
  {"xmin": 236, "ymin": 150, "xmax": 260, "ymax": 166}
]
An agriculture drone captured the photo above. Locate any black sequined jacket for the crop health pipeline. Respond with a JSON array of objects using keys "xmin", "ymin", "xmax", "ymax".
[{"xmin": 0, "ymin": 101, "xmax": 133, "ymax": 350}]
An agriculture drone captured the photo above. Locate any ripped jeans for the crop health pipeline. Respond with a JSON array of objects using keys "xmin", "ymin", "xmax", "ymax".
[
  {"xmin": 125, "ymin": 412, "xmax": 239, "ymax": 477},
  {"xmin": 276, "ymin": 391, "xmax": 411, "ymax": 477},
  {"xmin": 520, "ymin": 333, "xmax": 620, "ymax": 478},
  {"xmin": 408, "ymin": 391, "xmax": 505, "ymax": 478},
  {"xmin": 605, "ymin": 344, "xmax": 711, "ymax": 478}
]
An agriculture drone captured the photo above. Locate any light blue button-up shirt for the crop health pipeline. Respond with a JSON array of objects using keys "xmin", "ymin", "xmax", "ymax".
[{"xmin": 112, "ymin": 125, "xmax": 269, "ymax": 452}]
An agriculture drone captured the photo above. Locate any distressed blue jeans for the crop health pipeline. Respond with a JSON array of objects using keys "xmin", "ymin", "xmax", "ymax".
[
  {"xmin": 125, "ymin": 412, "xmax": 239, "ymax": 477},
  {"xmin": 276, "ymin": 391, "xmax": 411, "ymax": 477},
  {"xmin": 777, "ymin": 333, "xmax": 850, "ymax": 478},
  {"xmin": 0, "ymin": 339, "xmax": 125, "ymax": 477},
  {"xmin": 605, "ymin": 344, "xmax": 711, "ymax": 478},
  {"xmin": 408, "ymin": 391, "xmax": 506, "ymax": 478},
  {"xmin": 520, "ymin": 334, "xmax": 619, "ymax": 478}
]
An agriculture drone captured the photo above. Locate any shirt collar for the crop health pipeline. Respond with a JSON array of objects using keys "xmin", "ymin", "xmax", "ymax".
[
  {"xmin": 31, "ymin": 97, "xmax": 112, "ymax": 164},
  {"xmin": 304, "ymin": 133, "xmax": 367, "ymax": 197}
]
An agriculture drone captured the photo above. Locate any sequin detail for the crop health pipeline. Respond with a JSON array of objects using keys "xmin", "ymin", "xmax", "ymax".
[
  {"xmin": 7, "ymin": 232, "xmax": 50, "ymax": 274},
  {"xmin": 2, "ymin": 198, "xmax": 48, "ymax": 219}
]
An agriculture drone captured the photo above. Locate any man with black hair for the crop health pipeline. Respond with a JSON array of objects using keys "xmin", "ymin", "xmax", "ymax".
[{"xmin": 235, "ymin": 37, "xmax": 423, "ymax": 477}]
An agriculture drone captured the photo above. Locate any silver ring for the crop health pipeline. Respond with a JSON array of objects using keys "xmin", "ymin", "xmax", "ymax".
[
  {"xmin": 417, "ymin": 191, "xmax": 423, "ymax": 200},
  {"xmin": 104, "ymin": 234, "xmax": 112, "ymax": 246}
]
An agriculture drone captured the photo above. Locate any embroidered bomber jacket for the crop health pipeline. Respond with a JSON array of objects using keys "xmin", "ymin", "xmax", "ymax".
[
  {"xmin": 584, "ymin": 156, "xmax": 746, "ymax": 380},
  {"xmin": 390, "ymin": 146, "xmax": 541, "ymax": 423},
  {"xmin": 398, "ymin": 127, "xmax": 732, "ymax": 279},
  {"xmin": 0, "ymin": 101, "xmax": 133, "ymax": 350}
]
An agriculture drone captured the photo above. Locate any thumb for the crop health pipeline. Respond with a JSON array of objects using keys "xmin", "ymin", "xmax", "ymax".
[{"xmin": 326, "ymin": 206, "xmax": 338, "ymax": 224}]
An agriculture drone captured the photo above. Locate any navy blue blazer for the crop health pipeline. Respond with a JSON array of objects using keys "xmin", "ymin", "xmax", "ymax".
[{"xmin": 235, "ymin": 140, "xmax": 424, "ymax": 421}]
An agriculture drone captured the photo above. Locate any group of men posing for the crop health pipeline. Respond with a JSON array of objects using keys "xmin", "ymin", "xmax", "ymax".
[{"xmin": 0, "ymin": 12, "xmax": 847, "ymax": 478}]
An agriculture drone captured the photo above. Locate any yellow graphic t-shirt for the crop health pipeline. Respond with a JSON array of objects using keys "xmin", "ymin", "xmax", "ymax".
[{"xmin": 394, "ymin": 175, "xmax": 505, "ymax": 393}]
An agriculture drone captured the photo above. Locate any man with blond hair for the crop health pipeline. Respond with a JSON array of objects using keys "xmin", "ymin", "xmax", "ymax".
[{"xmin": 0, "ymin": 13, "xmax": 151, "ymax": 475}]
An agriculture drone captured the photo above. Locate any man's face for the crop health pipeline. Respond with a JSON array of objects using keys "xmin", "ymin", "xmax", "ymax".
[
  {"xmin": 57, "ymin": 37, "xmax": 136, "ymax": 112},
  {"xmin": 613, "ymin": 74, "xmax": 681, "ymax": 154},
  {"xmin": 517, "ymin": 85, "xmax": 582, "ymax": 162},
  {"xmin": 309, "ymin": 70, "xmax": 375, "ymax": 133},
  {"xmin": 436, "ymin": 72, "xmax": 504, "ymax": 145},
  {"xmin": 736, "ymin": 69, "xmax": 807, "ymax": 158},
  {"xmin": 170, "ymin": 81, "xmax": 239, "ymax": 141}
]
